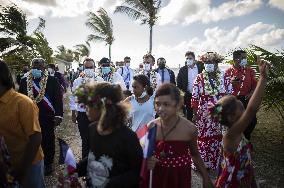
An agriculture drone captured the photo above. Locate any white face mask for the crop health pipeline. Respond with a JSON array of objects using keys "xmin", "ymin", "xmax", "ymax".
[
  {"xmin": 186, "ymin": 59, "xmax": 194, "ymax": 66},
  {"xmin": 240, "ymin": 59, "xmax": 247, "ymax": 67},
  {"xmin": 204, "ymin": 64, "xmax": 215, "ymax": 73},
  {"xmin": 138, "ymin": 90, "xmax": 147, "ymax": 99},
  {"xmin": 84, "ymin": 69, "xmax": 94, "ymax": 78},
  {"xmin": 125, "ymin": 63, "xmax": 130, "ymax": 67},
  {"xmin": 48, "ymin": 68, "xmax": 55, "ymax": 75},
  {"xmin": 144, "ymin": 64, "xmax": 151, "ymax": 71}
]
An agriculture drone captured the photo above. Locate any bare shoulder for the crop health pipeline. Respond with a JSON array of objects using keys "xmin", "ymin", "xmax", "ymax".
[{"xmin": 179, "ymin": 116, "xmax": 198, "ymax": 134}]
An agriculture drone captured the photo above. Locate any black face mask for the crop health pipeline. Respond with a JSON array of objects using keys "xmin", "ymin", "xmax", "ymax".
[{"xmin": 158, "ymin": 63, "xmax": 166, "ymax": 69}]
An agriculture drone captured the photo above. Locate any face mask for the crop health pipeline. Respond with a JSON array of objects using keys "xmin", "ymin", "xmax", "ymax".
[
  {"xmin": 79, "ymin": 66, "xmax": 83, "ymax": 71},
  {"xmin": 101, "ymin": 67, "xmax": 111, "ymax": 75},
  {"xmin": 84, "ymin": 69, "xmax": 94, "ymax": 78},
  {"xmin": 125, "ymin": 63, "xmax": 130, "ymax": 67},
  {"xmin": 204, "ymin": 64, "xmax": 215, "ymax": 73},
  {"xmin": 144, "ymin": 64, "xmax": 151, "ymax": 71},
  {"xmin": 31, "ymin": 69, "xmax": 42, "ymax": 78},
  {"xmin": 239, "ymin": 59, "xmax": 247, "ymax": 67},
  {"xmin": 186, "ymin": 59, "xmax": 194, "ymax": 66},
  {"xmin": 138, "ymin": 90, "xmax": 147, "ymax": 99},
  {"xmin": 48, "ymin": 68, "xmax": 55, "ymax": 75}
]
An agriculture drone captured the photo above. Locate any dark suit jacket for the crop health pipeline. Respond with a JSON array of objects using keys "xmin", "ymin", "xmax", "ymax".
[
  {"xmin": 154, "ymin": 68, "xmax": 176, "ymax": 85},
  {"xmin": 177, "ymin": 62, "xmax": 204, "ymax": 93},
  {"xmin": 19, "ymin": 76, "xmax": 63, "ymax": 119}
]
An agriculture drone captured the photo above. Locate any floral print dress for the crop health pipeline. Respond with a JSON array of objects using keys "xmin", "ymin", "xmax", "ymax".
[
  {"xmin": 191, "ymin": 70, "xmax": 232, "ymax": 170},
  {"xmin": 215, "ymin": 136, "xmax": 256, "ymax": 188}
]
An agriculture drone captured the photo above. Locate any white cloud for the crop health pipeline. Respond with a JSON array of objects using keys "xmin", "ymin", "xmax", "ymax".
[
  {"xmin": 153, "ymin": 22, "xmax": 284, "ymax": 67},
  {"xmin": 8, "ymin": 0, "xmax": 122, "ymax": 19},
  {"xmin": 159, "ymin": 0, "xmax": 263, "ymax": 25},
  {"xmin": 268, "ymin": 0, "xmax": 284, "ymax": 11}
]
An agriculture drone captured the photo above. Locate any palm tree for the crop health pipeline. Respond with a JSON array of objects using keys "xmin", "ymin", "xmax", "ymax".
[
  {"xmin": 0, "ymin": 4, "xmax": 50, "ymax": 70},
  {"xmin": 54, "ymin": 45, "xmax": 74, "ymax": 62},
  {"xmin": 73, "ymin": 42, "xmax": 91, "ymax": 62},
  {"xmin": 86, "ymin": 8, "xmax": 114, "ymax": 60},
  {"xmin": 114, "ymin": 0, "xmax": 161, "ymax": 54}
]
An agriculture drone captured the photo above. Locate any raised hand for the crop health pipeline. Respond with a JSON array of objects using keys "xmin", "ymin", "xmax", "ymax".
[{"xmin": 256, "ymin": 56, "xmax": 270, "ymax": 79}]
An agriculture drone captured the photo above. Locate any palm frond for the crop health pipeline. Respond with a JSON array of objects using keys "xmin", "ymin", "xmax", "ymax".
[
  {"xmin": 114, "ymin": 6, "xmax": 146, "ymax": 21},
  {"xmin": 87, "ymin": 34, "xmax": 105, "ymax": 43}
]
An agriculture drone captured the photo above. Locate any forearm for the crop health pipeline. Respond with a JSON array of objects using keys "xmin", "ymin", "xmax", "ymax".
[
  {"xmin": 247, "ymin": 77, "xmax": 267, "ymax": 112},
  {"xmin": 191, "ymin": 154, "xmax": 210, "ymax": 181}
]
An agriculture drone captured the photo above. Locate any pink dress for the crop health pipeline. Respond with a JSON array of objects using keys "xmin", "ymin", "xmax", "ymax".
[{"xmin": 191, "ymin": 71, "xmax": 232, "ymax": 170}]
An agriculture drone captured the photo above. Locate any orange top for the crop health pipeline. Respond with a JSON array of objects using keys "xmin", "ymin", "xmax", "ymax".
[{"xmin": 0, "ymin": 89, "xmax": 44, "ymax": 169}]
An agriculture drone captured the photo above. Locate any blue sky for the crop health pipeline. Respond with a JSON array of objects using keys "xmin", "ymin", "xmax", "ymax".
[{"xmin": 2, "ymin": 0, "xmax": 284, "ymax": 68}]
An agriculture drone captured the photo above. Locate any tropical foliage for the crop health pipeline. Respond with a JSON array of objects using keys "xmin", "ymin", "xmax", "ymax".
[
  {"xmin": 0, "ymin": 4, "xmax": 53, "ymax": 71},
  {"xmin": 114, "ymin": 0, "xmax": 161, "ymax": 54},
  {"xmin": 54, "ymin": 45, "xmax": 74, "ymax": 62},
  {"xmin": 73, "ymin": 42, "xmax": 91, "ymax": 62},
  {"xmin": 86, "ymin": 8, "xmax": 114, "ymax": 60},
  {"xmin": 246, "ymin": 45, "xmax": 284, "ymax": 122}
]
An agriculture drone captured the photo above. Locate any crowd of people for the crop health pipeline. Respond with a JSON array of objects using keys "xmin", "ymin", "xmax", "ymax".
[{"xmin": 0, "ymin": 49, "xmax": 270, "ymax": 188}]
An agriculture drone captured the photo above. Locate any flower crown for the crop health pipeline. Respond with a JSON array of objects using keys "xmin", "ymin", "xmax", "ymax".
[
  {"xmin": 74, "ymin": 84, "xmax": 112, "ymax": 108},
  {"xmin": 208, "ymin": 102, "xmax": 223, "ymax": 122},
  {"xmin": 199, "ymin": 52, "xmax": 224, "ymax": 63}
]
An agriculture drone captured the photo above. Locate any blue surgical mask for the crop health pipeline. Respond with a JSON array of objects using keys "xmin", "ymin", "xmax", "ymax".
[
  {"xmin": 240, "ymin": 59, "xmax": 247, "ymax": 67},
  {"xmin": 31, "ymin": 69, "xmax": 42, "ymax": 78},
  {"xmin": 101, "ymin": 67, "xmax": 111, "ymax": 75},
  {"xmin": 204, "ymin": 64, "xmax": 215, "ymax": 73}
]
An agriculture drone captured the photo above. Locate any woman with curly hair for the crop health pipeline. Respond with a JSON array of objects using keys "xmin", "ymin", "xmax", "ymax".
[
  {"xmin": 75, "ymin": 82, "xmax": 143, "ymax": 188},
  {"xmin": 191, "ymin": 52, "xmax": 233, "ymax": 172}
]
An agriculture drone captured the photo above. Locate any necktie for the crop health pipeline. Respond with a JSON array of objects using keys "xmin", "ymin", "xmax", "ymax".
[{"xmin": 161, "ymin": 69, "xmax": 165, "ymax": 83}]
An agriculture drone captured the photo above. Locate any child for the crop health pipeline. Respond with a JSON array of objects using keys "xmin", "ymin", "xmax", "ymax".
[
  {"xmin": 145, "ymin": 83, "xmax": 213, "ymax": 188},
  {"xmin": 214, "ymin": 57, "xmax": 269, "ymax": 187},
  {"xmin": 75, "ymin": 82, "xmax": 143, "ymax": 188}
]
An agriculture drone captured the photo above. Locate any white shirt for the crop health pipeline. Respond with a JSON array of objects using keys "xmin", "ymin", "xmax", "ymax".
[
  {"xmin": 70, "ymin": 75, "xmax": 104, "ymax": 112},
  {"xmin": 187, "ymin": 65, "xmax": 199, "ymax": 93},
  {"xmin": 129, "ymin": 95, "xmax": 156, "ymax": 132},
  {"xmin": 116, "ymin": 66, "xmax": 134, "ymax": 91},
  {"xmin": 139, "ymin": 70, "xmax": 162, "ymax": 91},
  {"xmin": 101, "ymin": 72, "xmax": 127, "ymax": 90}
]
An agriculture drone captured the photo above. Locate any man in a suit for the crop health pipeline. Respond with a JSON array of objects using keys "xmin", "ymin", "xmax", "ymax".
[
  {"xmin": 154, "ymin": 57, "xmax": 176, "ymax": 85},
  {"xmin": 177, "ymin": 51, "xmax": 203, "ymax": 121},
  {"xmin": 19, "ymin": 58, "xmax": 63, "ymax": 175}
]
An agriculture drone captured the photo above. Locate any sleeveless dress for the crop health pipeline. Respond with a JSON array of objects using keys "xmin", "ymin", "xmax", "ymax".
[
  {"xmin": 215, "ymin": 136, "xmax": 256, "ymax": 188},
  {"xmin": 129, "ymin": 95, "xmax": 155, "ymax": 132},
  {"xmin": 152, "ymin": 140, "xmax": 191, "ymax": 188}
]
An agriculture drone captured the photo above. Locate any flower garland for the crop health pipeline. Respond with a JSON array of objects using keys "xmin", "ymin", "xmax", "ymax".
[
  {"xmin": 27, "ymin": 70, "xmax": 48, "ymax": 103},
  {"xmin": 99, "ymin": 68, "xmax": 114, "ymax": 83},
  {"xmin": 230, "ymin": 67, "xmax": 246, "ymax": 95},
  {"xmin": 199, "ymin": 52, "xmax": 224, "ymax": 63},
  {"xmin": 149, "ymin": 70, "xmax": 157, "ymax": 90},
  {"xmin": 203, "ymin": 69, "xmax": 222, "ymax": 96}
]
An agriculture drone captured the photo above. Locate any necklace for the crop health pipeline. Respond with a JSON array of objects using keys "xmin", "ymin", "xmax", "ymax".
[
  {"xmin": 203, "ymin": 70, "xmax": 221, "ymax": 96},
  {"xmin": 159, "ymin": 116, "xmax": 180, "ymax": 158},
  {"xmin": 27, "ymin": 70, "xmax": 48, "ymax": 103}
]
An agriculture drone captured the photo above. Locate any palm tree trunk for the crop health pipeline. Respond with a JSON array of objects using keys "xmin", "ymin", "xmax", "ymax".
[
  {"xmin": 109, "ymin": 44, "xmax": 111, "ymax": 61},
  {"xmin": 149, "ymin": 25, "xmax": 153, "ymax": 54}
]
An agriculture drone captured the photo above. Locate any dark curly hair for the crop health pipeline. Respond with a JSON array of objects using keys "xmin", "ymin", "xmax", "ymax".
[
  {"xmin": 75, "ymin": 82, "xmax": 128, "ymax": 131},
  {"xmin": 133, "ymin": 74, "xmax": 153, "ymax": 96}
]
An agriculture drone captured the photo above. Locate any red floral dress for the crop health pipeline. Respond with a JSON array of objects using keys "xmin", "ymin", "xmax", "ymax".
[
  {"xmin": 152, "ymin": 140, "xmax": 191, "ymax": 188},
  {"xmin": 215, "ymin": 136, "xmax": 256, "ymax": 188},
  {"xmin": 191, "ymin": 71, "xmax": 232, "ymax": 170}
]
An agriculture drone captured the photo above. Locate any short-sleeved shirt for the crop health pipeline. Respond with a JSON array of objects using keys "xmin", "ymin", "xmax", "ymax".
[
  {"xmin": 0, "ymin": 89, "xmax": 44, "ymax": 169},
  {"xmin": 225, "ymin": 66, "xmax": 257, "ymax": 96}
]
